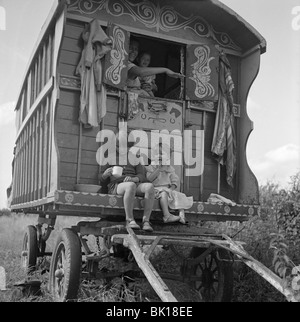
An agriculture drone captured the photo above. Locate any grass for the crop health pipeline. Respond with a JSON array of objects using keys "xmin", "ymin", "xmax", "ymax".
[{"xmin": 0, "ymin": 212, "xmax": 287, "ymax": 302}]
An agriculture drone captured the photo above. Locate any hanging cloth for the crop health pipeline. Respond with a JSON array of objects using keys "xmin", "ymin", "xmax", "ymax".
[
  {"xmin": 211, "ymin": 52, "xmax": 236, "ymax": 187},
  {"xmin": 76, "ymin": 19, "xmax": 113, "ymax": 127}
]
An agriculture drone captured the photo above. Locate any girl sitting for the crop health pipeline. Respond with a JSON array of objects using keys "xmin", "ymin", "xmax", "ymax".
[{"xmin": 146, "ymin": 143, "xmax": 193, "ymax": 224}]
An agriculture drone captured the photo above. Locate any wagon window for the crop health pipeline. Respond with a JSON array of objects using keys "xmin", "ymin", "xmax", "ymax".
[
  {"xmin": 103, "ymin": 26, "xmax": 219, "ymax": 102},
  {"xmin": 103, "ymin": 28, "xmax": 182, "ymax": 99}
]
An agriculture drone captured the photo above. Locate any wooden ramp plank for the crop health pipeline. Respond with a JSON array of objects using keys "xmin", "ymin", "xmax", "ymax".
[
  {"xmin": 221, "ymin": 235, "xmax": 298, "ymax": 303},
  {"xmin": 123, "ymin": 227, "xmax": 177, "ymax": 302}
]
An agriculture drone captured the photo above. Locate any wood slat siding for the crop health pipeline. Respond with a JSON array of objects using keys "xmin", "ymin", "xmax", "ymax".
[
  {"xmin": 56, "ymin": 90, "xmax": 119, "ymax": 190},
  {"xmin": 55, "ymin": 19, "xmax": 119, "ymax": 191},
  {"xmin": 12, "ymin": 26, "xmax": 55, "ymax": 206}
]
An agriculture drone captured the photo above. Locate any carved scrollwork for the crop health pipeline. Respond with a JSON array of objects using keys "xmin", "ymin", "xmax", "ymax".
[{"xmin": 67, "ymin": 0, "xmax": 241, "ymax": 51}]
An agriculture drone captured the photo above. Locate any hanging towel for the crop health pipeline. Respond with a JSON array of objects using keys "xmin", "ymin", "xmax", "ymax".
[
  {"xmin": 211, "ymin": 52, "xmax": 236, "ymax": 187},
  {"xmin": 76, "ymin": 19, "xmax": 113, "ymax": 127}
]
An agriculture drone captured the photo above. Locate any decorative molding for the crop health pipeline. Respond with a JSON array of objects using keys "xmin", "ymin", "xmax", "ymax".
[
  {"xmin": 103, "ymin": 23, "xmax": 129, "ymax": 89},
  {"xmin": 233, "ymin": 103, "xmax": 240, "ymax": 118},
  {"xmin": 67, "ymin": 0, "xmax": 241, "ymax": 51},
  {"xmin": 189, "ymin": 45, "xmax": 216, "ymax": 100},
  {"xmin": 59, "ymin": 74, "xmax": 81, "ymax": 90},
  {"xmin": 53, "ymin": 190, "xmax": 259, "ymax": 218}
]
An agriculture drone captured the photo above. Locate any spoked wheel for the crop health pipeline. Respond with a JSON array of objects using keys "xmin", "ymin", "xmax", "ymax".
[
  {"xmin": 21, "ymin": 225, "xmax": 38, "ymax": 274},
  {"xmin": 188, "ymin": 247, "xmax": 233, "ymax": 302},
  {"xmin": 49, "ymin": 229, "xmax": 82, "ymax": 302}
]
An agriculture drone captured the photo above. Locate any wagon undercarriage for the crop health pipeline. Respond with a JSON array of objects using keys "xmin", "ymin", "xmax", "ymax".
[{"xmin": 19, "ymin": 201, "xmax": 298, "ymax": 303}]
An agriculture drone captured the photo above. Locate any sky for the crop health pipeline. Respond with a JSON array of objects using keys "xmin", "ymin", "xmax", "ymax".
[{"xmin": 0, "ymin": 0, "xmax": 299, "ymax": 208}]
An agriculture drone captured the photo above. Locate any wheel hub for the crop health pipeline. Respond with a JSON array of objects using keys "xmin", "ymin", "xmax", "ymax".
[{"xmin": 55, "ymin": 268, "xmax": 64, "ymax": 279}]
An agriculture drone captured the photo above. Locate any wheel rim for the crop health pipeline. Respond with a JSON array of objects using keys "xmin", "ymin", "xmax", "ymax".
[
  {"xmin": 194, "ymin": 253, "xmax": 220, "ymax": 301},
  {"xmin": 53, "ymin": 243, "xmax": 67, "ymax": 299}
]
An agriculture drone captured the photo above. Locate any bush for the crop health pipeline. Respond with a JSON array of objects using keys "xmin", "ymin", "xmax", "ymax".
[
  {"xmin": 231, "ymin": 172, "xmax": 300, "ymax": 302},
  {"xmin": 0, "ymin": 209, "xmax": 11, "ymax": 217}
]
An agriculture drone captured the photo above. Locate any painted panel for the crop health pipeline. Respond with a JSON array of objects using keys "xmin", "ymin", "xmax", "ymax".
[
  {"xmin": 127, "ymin": 97, "xmax": 183, "ymax": 132},
  {"xmin": 186, "ymin": 44, "xmax": 219, "ymax": 101},
  {"xmin": 103, "ymin": 23, "xmax": 129, "ymax": 90}
]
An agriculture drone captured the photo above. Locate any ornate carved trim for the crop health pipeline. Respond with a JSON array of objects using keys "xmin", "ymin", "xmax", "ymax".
[
  {"xmin": 67, "ymin": 0, "xmax": 241, "ymax": 51},
  {"xmin": 59, "ymin": 74, "xmax": 81, "ymax": 91},
  {"xmin": 233, "ymin": 104, "xmax": 240, "ymax": 118}
]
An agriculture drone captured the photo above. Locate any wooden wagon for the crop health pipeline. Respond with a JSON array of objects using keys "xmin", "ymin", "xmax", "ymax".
[{"xmin": 9, "ymin": 0, "xmax": 294, "ymax": 302}]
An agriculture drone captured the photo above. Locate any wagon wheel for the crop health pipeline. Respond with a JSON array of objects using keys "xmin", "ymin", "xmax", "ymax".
[
  {"xmin": 49, "ymin": 229, "xmax": 82, "ymax": 302},
  {"xmin": 187, "ymin": 247, "xmax": 233, "ymax": 302},
  {"xmin": 21, "ymin": 225, "xmax": 38, "ymax": 274}
]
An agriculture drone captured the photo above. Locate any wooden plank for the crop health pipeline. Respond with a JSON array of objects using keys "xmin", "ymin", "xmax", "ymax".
[
  {"xmin": 59, "ymin": 90, "xmax": 80, "ymax": 107},
  {"xmin": 124, "ymin": 228, "xmax": 177, "ymax": 302},
  {"xmin": 59, "ymin": 148, "xmax": 98, "ymax": 166},
  {"xmin": 57, "ymin": 132, "xmax": 99, "ymax": 151},
  {"xmin": 32, "ymin": 112, "xmax": 37, "ymax": 200},
  {"xmin": 28, "ymin": 119, "xmax": 33, "ymax": 201},
  {"xmin": 34, "ymin": 109, "xmax": 39, "ymax": 200},
  {"xmin": 31, "ymin": 66, "xmax": 35, "ymax": 105},
  {"xmin": 34, "ymin": 61, "xmax": 38, "ymax": 101},
  {"xmin": 45, "ymin": 34, "xmax": 52, "ymax": 82},
  {"xmin": 60, "ymin": 162, "xmax": 99, "ymax": 181},
  {"xmin": 38, "ymin": 104, "xmax": 44, "ymax": 198},
  {"xmin": 203, "ymin": 164, "xmax": 218, "ymax": 190},
  {"xmin": 18, "ymin": 133, "xmax": 23, "ymax": 203},
  {"xmin": 60, "ymin": 49, "xmax": 80, "ymax": 67},
  {"xmin": 20, "ymin": 132, "xmax": 26, "ymax": 203},
  {"xmin": 42, "ymin": 43, "xmax": 46, "ymax": 88},
  {"xmin": 61, "ymin": 37, "xmax": 82, "ymax": 54},
  {"xmin": 222, "ymin": 235, "xmax": 298, "ymax": 302},
  {"xmin": 106, "ymin": 96, "xmax": 119, "ymax": 113},
  {"xmin": 103, "ymin": 111, "xmax": 119, "ymax": 127},
  {"xmin": 26, "ymin": 72, "xmax": 32, "ymax": 112},
  {"xmin": 49, "ymin": 32, "xmax": 54, "ymax": 78},
  {"xmin": 58, "ymin": 63, "xmax": 77, "ymax": 76},
  {"xmin": 24, "ymin": 127, "xmax": 28, "ymax": 202},
  {"xmin": 46, "ymin": 96, "xmax": 52, "ymax": 195},
  {"xmin": 16, "ymin": 78, "xmax": 53, "ymax": 141},
  {"xmin": 56, "ymin": 118, "xmax": 80, "ymax": 135},
  {"xmin": 64, "ymin": 21, "xmax": 84, "ymax": 39},
  {"xmin": 43, "ymin": 99, "xmax": 49, "ymax": 196},
  {"xmin": 60, "ymin": 176, "xmax": 100, "ymax": 191},
  {"xmin": 57, "ymin": 104, "xmax": 78, "ymax": 121},
  {"xmin": 77, "ymin": 123, "xmax": 82, "ymax": 184},
  {"xmin": 14, "ymin": 144, "xmax": 20, "ymax": 202},
  {"xmin": 38, "ymin": 51, "xmax": 42, "ymax": 95}
]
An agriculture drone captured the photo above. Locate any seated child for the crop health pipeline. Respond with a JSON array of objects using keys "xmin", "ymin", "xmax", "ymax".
[
  {"xmin": 146, "ymin": 143, "xmax": 193, "ymax": 224},
  {"xmin": 137, "ymin": 52, "xmax": 158, "ymax": 97}
]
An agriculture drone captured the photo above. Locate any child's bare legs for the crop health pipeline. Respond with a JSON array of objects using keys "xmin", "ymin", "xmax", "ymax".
[
  {"xmin": 159, "ymin": 191, "xmax": 180, "ymax": 223},
  {"xmin": 136, "ymin": 183, "xmax": 155, "ymax": 222},
  {"xmin": 117, "ymin": 182, "xmax": 137, "ymax": 224},
  {"xmin": 179, "ymin": 209, "xmax": 186, "ymax": 224}
]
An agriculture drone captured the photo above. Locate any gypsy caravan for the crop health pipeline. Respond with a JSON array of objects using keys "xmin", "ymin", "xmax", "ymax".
[{"xmin": 10, "ymin": 0, "xmax": 290, "ymax": 302}]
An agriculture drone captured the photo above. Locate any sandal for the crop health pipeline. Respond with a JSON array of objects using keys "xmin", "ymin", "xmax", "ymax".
[
  {"xmin": 142, "ymin": 221, "xmax": 153, "ymax": 232},
  {"xmin": 163, "ymin": 214, "xmax": 181, "ymax": 224},
  {"xmin": 127, "ymin": 220, "xmax": 141, "ymax": 230}
]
